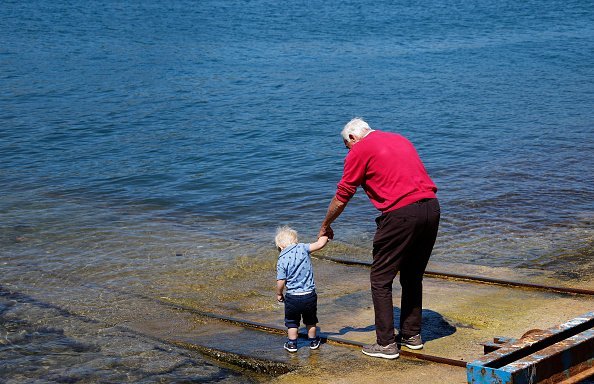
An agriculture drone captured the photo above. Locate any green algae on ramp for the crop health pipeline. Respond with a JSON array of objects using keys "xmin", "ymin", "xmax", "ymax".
[{"xmin": 173, "ymin": 341, "xmax": 295, "ymax": 376}]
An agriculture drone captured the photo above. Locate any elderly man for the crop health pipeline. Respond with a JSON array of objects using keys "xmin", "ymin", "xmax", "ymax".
[{"xmin": 319, "ymin": 117, "xmax": 440, "ymax": 360}]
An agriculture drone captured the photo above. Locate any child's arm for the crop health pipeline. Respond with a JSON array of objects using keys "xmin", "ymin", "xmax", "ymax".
[
  {"xmin": 309, "ymin": 235, "xmax": 329, "ymax": 253},
  {"xmin": 276, "ymin": 279, "xmax": 286, "ymax": 302}
]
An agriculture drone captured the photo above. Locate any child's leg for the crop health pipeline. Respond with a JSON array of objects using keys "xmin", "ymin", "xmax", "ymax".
[
  {"xmin": 283, "ymin": 295, "xmax": 300, "ymax": 352},
  {"xmin": 302, "ymin": 292, "xmax": 320, "ymax": 349},
  {"xmin": 284, "ymin": 327, "xmax": 299, "ymax": 352},
  {"xmin": 306, "ymin": 324, "xmax": 317, "ymax": 338},
  {"xmin": 305, "ymin": 323, "xmax": 321, "ymax": 349},
  {"xmin": 288, "ymin": 327, "xmax": 299, "ymax": 340},
  {"xmin": 302, "ymin": 292, "xmax": 319, "ymax": 339}
]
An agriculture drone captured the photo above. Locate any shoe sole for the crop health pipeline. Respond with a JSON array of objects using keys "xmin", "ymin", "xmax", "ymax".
[
  {"xmin": 284, "ymin": 346, "xmax": 297, "ymax": 352},
  {"xmin": 403, "ymin": 344, "xmax": 424, "ymax": 350},
  {"xmin": 361, "ymin": 350, "xmax": 399, "ymax": 359},
  {"xmin": 310, "ymin": 344, "xmax": 320, "ymax": 350}
]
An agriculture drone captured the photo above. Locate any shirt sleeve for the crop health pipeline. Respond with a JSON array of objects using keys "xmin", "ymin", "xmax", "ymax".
[
  {"xmin": 276, "ymin": 257, "xmax": 287, "ymax": 280},
  {"xmin": 335, "ymin": 148, "xmax": 367, "ymax": 203},
  {"xmin": 303, "ymin": 243, "xmax": 312, "ymax": 255}
]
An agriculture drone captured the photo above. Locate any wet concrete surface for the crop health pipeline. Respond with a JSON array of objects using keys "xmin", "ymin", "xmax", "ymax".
[
  {"xmin": 2, "ymin": 255, "xmax": 594, "ymax": 383},
  {"xmin": 135, "ymin": 254, "xmax": 594, "ymax": 382},
  {"xmin": 232, "ymin": 259, "xmax": 594, "ymax": 364},
  {"xmin": 1, "ymin": 267, "xmax": 467, "ymax": 383}
]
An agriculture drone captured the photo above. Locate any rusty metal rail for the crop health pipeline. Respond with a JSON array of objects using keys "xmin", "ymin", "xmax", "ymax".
[
  {"xmin": 12, "ymin": 259, "xmax": 593, "ymax": 379},
  {"xmin": 313, "ymin": 255, "xmax": 594, "ymax": 296},
  {"xmin": 155, "ymin": 297, "xmax": 468, "ymax": 368},
  {"xmin": 8, "ymin": 265, "xmax": 469, "ymax": 370}
]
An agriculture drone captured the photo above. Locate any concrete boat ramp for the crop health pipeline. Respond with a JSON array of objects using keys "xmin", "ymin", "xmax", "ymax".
[{"xmin": 4, "ymin": 253, "xmax": 593, "ymax": 383}]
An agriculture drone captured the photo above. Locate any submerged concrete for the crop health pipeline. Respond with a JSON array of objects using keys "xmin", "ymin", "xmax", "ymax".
[
  {"xmin": 3, "ymin": 248, "xmax": 594, "ymax": 383},
  {"xmin": 154, "ymin": 251, "xmax": 594, "ymax": 383}
]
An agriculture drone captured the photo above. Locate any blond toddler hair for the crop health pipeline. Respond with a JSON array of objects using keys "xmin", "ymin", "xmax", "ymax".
[{"xmin": 275, "ymin": 226, "xmax": 298, "ymax": 249}]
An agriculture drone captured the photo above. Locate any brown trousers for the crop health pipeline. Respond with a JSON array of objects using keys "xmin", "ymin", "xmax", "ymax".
[{"xmin": 371, "ymin": 198, "xmax": 440, "ymax": 346}]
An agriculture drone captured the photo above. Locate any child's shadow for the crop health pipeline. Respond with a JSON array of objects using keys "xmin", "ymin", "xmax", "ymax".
[{"xmin": 325, "ymin": 307, "xmax": 456, "ymax": 343}]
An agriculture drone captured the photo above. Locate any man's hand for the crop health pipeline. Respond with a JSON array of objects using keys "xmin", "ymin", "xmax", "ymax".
[
  {"xmin": 276, "ymin": 293, "xmax": 284, "ymax": 303},
  {"xmin": 318, "ymin": 225, "xmax": 334, "ymax": 240}
]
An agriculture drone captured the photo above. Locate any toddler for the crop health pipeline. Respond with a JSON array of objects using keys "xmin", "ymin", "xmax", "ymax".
[{"xmin": 275, "ymin": 226, "xmax": 329, "ymax": 352}]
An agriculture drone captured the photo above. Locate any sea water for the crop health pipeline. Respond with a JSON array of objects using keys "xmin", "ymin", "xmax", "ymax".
[{"xmin": 1, "ymin": 0, "xmax": 593, "ymax": 381}]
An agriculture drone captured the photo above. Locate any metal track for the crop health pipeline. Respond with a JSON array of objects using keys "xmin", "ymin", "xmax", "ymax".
[
  {"xmin": 313, "ymin": 255, "xmax": 594, "ymax": 296},
  {"xmin": 5, "ymin": 267, "xmax": 468, "ymax": 369},
  {"xmin": 155, "ymin": 297, "xmax": 468, "ymax": 368},
  {"xmin": 26, "ymin": 251, "xmax": 594, "ymax": 371}
]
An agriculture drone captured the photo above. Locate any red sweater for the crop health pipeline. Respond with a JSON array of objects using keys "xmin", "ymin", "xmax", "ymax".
[{"xmin": 336, "ymin": 130, "xmax": 437, "ymax": 213}]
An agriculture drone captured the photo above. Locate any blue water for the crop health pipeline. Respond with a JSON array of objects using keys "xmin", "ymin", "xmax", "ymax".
[
  {"xmin": 3, "ymin": 1, "xmax": 593, "ymax": 264},
  {"xmin": 1, "ymin": 0, "xmax": 593, "ymax": 381}
]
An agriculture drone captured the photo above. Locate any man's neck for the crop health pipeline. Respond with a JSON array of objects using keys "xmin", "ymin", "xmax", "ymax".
[{"xmin": 362, "ymin": 129, "xmax": 374, "ymax": 138}]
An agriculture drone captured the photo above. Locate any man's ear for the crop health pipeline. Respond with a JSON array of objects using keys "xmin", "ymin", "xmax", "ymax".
[{"xmin": 348, "ymin": 134, "xmax": 355, "ymax": 141}]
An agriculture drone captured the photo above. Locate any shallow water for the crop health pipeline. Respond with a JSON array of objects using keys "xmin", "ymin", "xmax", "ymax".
[{"xmin": 1, "ymin": 0, "xmax": 593, "ymax": 381}]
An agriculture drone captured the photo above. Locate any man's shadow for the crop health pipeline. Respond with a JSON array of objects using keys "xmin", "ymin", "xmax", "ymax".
[{"xmin": 325, "ymin": 307, "xmax": 457, "ymax": 343}]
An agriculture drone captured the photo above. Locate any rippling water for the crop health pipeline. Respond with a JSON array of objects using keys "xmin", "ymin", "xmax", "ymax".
[{"xmin": 1, "ymin": 0, "xmax": 593, "ymax": 381}]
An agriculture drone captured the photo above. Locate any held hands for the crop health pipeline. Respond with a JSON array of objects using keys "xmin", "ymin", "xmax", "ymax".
[{"xmin": 318, "ymin": 225, "xmax": 334, "ymax": 240}]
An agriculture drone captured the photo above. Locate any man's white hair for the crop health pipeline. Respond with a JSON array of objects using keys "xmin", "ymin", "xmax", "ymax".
[
  {"xmin": 275, "ymin": 226, "xmax": 298, "ymax": 249},
  {"xmin": 341, "ymin": 117, "xmax": 373, "ymax": 141}
]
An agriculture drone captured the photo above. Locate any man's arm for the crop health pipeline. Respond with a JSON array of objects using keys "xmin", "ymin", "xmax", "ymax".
[
  {"xmin": 318, "ymin": 196, "xmax": 347, "ymax": 239},
  {"xmin": 276, "ymin": 279, "xmax": 286, "ymax": 302}
]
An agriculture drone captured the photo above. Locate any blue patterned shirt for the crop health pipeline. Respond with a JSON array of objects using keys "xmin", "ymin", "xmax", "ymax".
[{"xmin": 276, "ymin": 243, "xmax": 316, "ymax": 294}]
